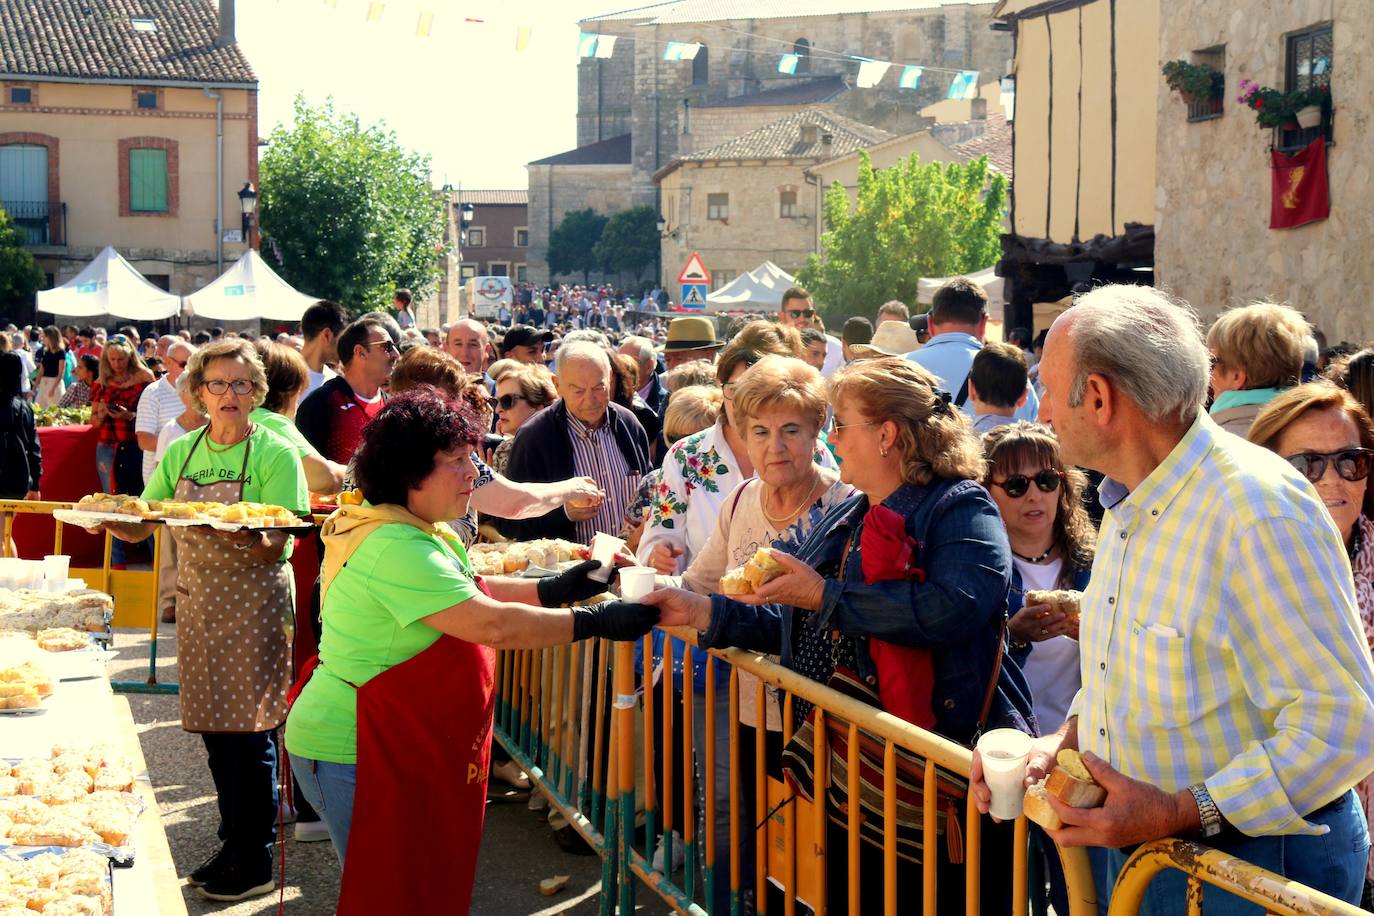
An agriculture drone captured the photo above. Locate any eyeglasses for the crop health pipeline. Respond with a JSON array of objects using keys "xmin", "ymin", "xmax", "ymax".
[
  {"xmin": 495, "ymin": 394, "xmax": 530, "ymax": 411},
  {"xmin": 990, "ymin": 469, "xmax": 1064, "ymax": 498},
  {"xmin": 1285, "ymin": 448, "xmax": 1373, "ymax": 483},
  {"xmin": 830, "ymin": 420, "xmax": 878, "ymax": 433},
  {"xmin": 366, "ymin": 339, "xmax": 399, "ymax": 355},
  {"xmin": 786, "ymin": 309, "xmax": 816, "ymax": 319},
  {"xmin": 202, "ymin": 378, "xmax": 255, "ymax": 396}
]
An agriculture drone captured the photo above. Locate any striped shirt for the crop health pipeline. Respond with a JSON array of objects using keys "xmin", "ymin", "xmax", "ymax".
[
  {"xmin": 1070, "ymin": 414, "xmax": 1374, "ymax": 837},
  {"xmin": 567, "ymin": 411, "xmax": 640, "ymax": 545}
]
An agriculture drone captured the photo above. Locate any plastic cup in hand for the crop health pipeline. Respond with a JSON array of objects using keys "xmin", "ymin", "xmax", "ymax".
[
  {"xmin": 976, "ymin": 728, "xmax": 1034, "ymax": 820},
  {"xmin": 43, "ymin": 555, "xmax": 70, "ymax": 592},
  {"xmin": 619, "ymin": 567, "xmax": 656, "ymax": 601},
  {"xmin": 589, "ymin": 533, "xmax": 625, "ymax": 583}
]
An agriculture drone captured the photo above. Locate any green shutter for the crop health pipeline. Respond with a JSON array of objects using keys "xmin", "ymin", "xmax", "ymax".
[{"xmin": 129, "ymin": 148, "xmax": 168, "ymax": 212}]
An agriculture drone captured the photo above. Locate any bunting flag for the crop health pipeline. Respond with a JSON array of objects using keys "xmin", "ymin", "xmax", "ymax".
[
  {"xmin": 415, "ymin": 10, "xmax": 433, "ymax": 36},
  {"xmin": 898, "ymin": 65, "xmax": 923, "ymax": 89},
  {"xmin": 855, "ymin": 60, "xmax": 891, "ymax": 89},
  {"xmin": 578, "ymin": 31, "xmax": 600, "ymax": 58},
  {"xmin": 515, "ymin": 25, "xmax": 532, "ymax": 51},
  {"xmin": 779, "ymin": 53, "xmax": 800, "ymax": 75},
  {"xmin": 594, "ymin": 34, "xmax": 617, "ymax": 59},
  {"xmin": 962, "ymin": 70, "xmax": 981, "ymax": 99},
  {"xmin": 663, "ymin": 41, "xmax": 701, "ymax": 61},
  {"xmin": 366, "ymin": 1, "xmax": 384, "ymax": 21},
  {"xmin": 946, "ymin": 70, "xmax": 975, "ymax": 99}
]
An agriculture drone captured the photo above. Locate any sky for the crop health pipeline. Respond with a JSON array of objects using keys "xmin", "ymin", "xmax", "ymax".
[{"xmin": 235, "ymin": 0, "xmax": 616, "ymax": 190}]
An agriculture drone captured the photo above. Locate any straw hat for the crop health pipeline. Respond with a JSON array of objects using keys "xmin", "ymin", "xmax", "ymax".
[
  {"xmin": 661, "ymin": 316, "xmax": 724, "ymax": 352},
  {"xmin": 848, "ymin": 319, "xmax": 921, "ymax": 359}
]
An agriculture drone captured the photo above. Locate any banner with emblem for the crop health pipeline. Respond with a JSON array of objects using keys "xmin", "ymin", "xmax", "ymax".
[{"xmin": 1270, "ymin": 137, "xmax": 1330, "ymax": 230}]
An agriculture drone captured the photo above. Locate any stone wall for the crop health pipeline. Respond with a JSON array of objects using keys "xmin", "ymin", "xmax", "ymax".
[
  {"xmin": 577, "ymin": 29, "xmax": 638, "ymax": 147},
  {"xmin": 526, "ymin": 162, "xmax": 635, "ymax": 286},
  {"xmin": 1155, "ymin": 0, "xmax": 1374, "ymax": 343},
  {"xmin": 686, "ymin": 103, "xmax": 839, "ymax": 156}
]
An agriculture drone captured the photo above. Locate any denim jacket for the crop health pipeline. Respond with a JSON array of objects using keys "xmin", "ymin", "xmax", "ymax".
[
  {"xmin": 701, "ymin": 478, "xmax": 1037, "ymax": 743},
  {"xmin": 1008, "ymin": 563, "xmax": 1093, "ymax": 669}
]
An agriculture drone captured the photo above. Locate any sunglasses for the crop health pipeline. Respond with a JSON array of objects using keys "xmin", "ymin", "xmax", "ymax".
[
  {"xmin": 1285, "ymin": 448, "xmax": 1373, "ymax": 483},
  {"xmin": 990, "ymin": 469, "xmax": 1064, "ymax": 499},
  {"xmin": 494, "ymin": 394, "xmax": 530, "ymax": 410},
  {"xmin": 786, "ymin": 309, "xmax": 816, "ymax": 319},
  {"xmin": 366, "ymin": 339, "xmax": 399, "ymax": 354}
]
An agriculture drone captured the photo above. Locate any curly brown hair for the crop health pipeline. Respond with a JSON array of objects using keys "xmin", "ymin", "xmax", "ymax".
[{"xmin": 981, "ymin": 422, "xmax": 1097, "ymax": 575}]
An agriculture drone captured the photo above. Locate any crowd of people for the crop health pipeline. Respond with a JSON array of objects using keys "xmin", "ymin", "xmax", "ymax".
[{"xmin": 6, "ymin": 274, "xmax": 1374, "ymax": 914}]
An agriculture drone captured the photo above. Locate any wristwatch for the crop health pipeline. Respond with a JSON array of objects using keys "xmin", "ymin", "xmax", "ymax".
[{"xmin": 1188, "ymin": 783, "xmax": 1223, "ymax": 838}]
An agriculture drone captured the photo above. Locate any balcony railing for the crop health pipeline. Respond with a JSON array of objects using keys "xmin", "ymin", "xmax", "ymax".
[{"xmin": 2, "ymin": 200, "xmax": 65, "ymax": 247}]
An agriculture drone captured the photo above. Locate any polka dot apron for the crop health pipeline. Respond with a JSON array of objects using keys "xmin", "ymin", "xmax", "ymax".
[{"xmin": 171, "ymin": 426, "xmax": 294, "ymax": 734}]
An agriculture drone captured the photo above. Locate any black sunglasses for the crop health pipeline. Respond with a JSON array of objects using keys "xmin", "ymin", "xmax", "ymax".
[
  {"xmin": 494, "ymin": 394, "xmax": 531, "ymax": 411},
  {"xmin": 1285, "ymin": 448, "xmax": 1372, "ymax": 484},
  {"xmin": 990, "ymin": 469, "xmax": 1064, "ymax": 499},
  {"xmin": 787, "ymin": 308, "xmax": 815, "ymax": 319}
]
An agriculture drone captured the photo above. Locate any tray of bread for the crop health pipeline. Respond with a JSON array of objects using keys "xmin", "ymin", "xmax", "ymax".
[
  {"xmin": 720, "ymin": 548, "xmax": 789, "ymax": 596},
  {"xmin": 468, "ymin": 539, "xmax": 589, "ymax": 578},
  {"xmin": 0, "ymin": 748, "xmax": 141, "ymax": 861},
  {"xmin": 1, "ymin": 630, "xmax": 112, "ymax": 684},
  {"xmin": 0, "ymin": 846, "xmax": 114, "ymax": 914},
  {"xmin": 0, "ymin": 659, "xmax": 51, "ymax": 714},
  {"xmin": 0, "ymin": 589, "xmax": 113, "ymax": 636},
  {"xmin": 57, "ymin": 495, "xmax": 311, "ymax": 533}
]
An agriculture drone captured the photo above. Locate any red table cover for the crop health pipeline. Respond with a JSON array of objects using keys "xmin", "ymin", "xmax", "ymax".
[{"xmin": 14, "ymin": 425, "xmax": 104, "ymax": 566}]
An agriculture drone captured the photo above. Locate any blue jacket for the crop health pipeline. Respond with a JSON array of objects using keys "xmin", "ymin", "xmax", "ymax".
[
  {"xmin": 1008, "ymin": 563, "xmax": 1092, "ymax": 670},
  {"xmin": 700, "ymin": 479, "xmax": 1036, "ymax": 743}
]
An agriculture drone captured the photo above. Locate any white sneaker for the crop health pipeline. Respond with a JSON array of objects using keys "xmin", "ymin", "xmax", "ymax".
[
  {"xmin": 293, "ymin": 819, "xmax": 330, "ymax": 843},
  {"xmin": 492, "ymin": 759, "xmax": 531, "ymax": 790},
  {"xmin": 651, "ymin": 830, "xmax": 685, "ymax": 872}
]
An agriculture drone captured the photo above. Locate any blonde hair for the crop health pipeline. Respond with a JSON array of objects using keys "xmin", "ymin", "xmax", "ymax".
[
  {"xmin": 664, "ymin": 360, "xmax": 719, "ymax": 393},
  {"xmin": 829, "ymin": 356, "xmax": 986, "ymax": 485},
  {"xmin": 183, "ymin": 339, "xmax": 268, "ymax": 414},
  {"xmin": 715, "ymin": 320, "xmax": 802, "ymax": 387},
  {"xmin": 97, "ymin": 338, "xmax": 148, "ymax": 385},
  {"xmin": 487, "ymin": 358, "xmax": 524, "ymax": 384},
  {"xmin": 503, "ymin": 363, "xmax": 557, "ymax": 409},
  {"xmin": 1206, "ymin": 301, "xmax": 1311, "ymax": 389},
  {"xmin": 663, "ymin": 385, "xmax": 724, "ymax": 442},
  {"xmin": 729, "ymin": 355, "xmax": 826, "ymax": 433}
]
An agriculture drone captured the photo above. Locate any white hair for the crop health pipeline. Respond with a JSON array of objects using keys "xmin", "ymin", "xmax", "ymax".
[
  {"xmin": 563, "ymin": 329, "xmax": 610, "ymax": 349},
  {"xmin": 1065, "ymin": 285, "xmax": 1209, "ymax": 426},
  {"xmin": 555, "ymin": 340, "xmax": 610, "ymax": 377},
  {"xmin": 621, "ymin": 335, "xmax": 655, "ymax": 365}
]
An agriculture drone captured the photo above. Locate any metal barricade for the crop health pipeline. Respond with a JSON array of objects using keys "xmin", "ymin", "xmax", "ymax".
[{"xmin": 1107, "ymin": 839, "xmax": 1368, "ymax": 916}]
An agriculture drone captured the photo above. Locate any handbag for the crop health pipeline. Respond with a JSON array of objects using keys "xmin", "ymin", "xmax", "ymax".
[{"xmin": 779, "ymin": 510, "xmax": 1007, "ymax": 866}]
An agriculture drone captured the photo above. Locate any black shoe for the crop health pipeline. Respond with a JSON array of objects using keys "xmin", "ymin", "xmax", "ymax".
[
  {"xmin": 195, "ymin": 856, "xmax": 275, "ymax": 902},
  {"xmin": 552, "ymin": 824, "xmax": 595, "ymax": 856},
  {"xmin": 186, "ymin": 845, "xmax": 231, "ymax": 887}
]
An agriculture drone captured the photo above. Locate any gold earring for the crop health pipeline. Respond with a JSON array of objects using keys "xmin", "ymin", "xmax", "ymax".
[{"xmin": 880, "ymin": 446, "xmax": 889, "ymax": 458}]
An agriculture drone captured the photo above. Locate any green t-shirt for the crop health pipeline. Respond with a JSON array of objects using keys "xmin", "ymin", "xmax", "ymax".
[
  {"xmin": 249, "ymin": 407, "xmax": 316, "ymax": 459},
  {"xmin": 285, "ymin": 524, "xmax": 481, "ymax": 764},
  {"xmin": 143, "ymin": 424, "xmax": 309, "ymax": 511}
]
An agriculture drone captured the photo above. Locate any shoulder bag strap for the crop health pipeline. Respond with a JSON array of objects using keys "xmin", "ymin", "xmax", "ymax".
[{"xmin": 953, "ymin": 373, "xmax": 971, "ymax": 408}]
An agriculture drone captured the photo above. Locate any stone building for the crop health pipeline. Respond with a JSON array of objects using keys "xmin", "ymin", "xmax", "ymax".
[
  {"xmin": 526, "ymin": 135, "xmax": 632, "ymax": 286},
  {"xmin": 655, "ymin": 108, "xmax": 889, "ymax": 295},
  {"xmin": 1155, "ymin": 2, "xmax": 1371, "ymax": 343},
  {"xmin": 457, "ymin": 190, "xmax": 530, "ymax": 283},
  {"xmin": 528, "ymin": 0, "xmax": 1011, "ymax": 286},
  {"xmin": 0, "ymin": 0, "xmax": 258, "ymax": 321}
]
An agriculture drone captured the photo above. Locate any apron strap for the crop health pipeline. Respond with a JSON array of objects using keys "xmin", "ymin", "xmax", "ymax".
[
  {"xmin": 177, "ymin": 424, "xmax": 255, "ymax": 499},
  {"xmin": 175, "ymin": 425, "xmax": 211, "ymax": 481}
]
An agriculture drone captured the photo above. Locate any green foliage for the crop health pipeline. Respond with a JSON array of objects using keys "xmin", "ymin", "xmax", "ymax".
[
  {"xmin": 0, "ymin": 207, "xmax": 44, "ymax": 310},
  {"xmin": 1161, "ymin": 60, "xmax": 1224, "ymax": 101},
  {"xmin": 593, "ymin": 206, "xmax": 658, "ymax": 282},
  {"xmin": 797, "ymin": 151, "xmax": 1008, "ymax": 323},
  {"xmin": 548, "ymin": 208, "xmax": 608, "ymax": 285},
  {"xmin": 258, "ymin": 96, "xmax": 446, "ymax": 313}
]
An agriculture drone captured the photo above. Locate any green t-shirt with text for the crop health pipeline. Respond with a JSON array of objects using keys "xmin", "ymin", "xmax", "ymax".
[{"xmin": 249, "ymin": 407, "xmax": 316, "ymax": 460}]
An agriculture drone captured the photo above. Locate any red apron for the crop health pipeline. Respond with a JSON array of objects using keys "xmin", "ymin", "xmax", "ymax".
[{"xmin": 333, "ymin": 577, "xmax": 496, "ymax": 916}]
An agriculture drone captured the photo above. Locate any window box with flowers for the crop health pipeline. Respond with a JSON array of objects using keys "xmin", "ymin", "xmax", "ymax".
[
  {"xmin": 1237, "ymin": 79, "xmax": 1332, "ymax": 150},
  {"xmin": 1162, "ymin": 60, "xmax": 1225, "ymax": 121}
]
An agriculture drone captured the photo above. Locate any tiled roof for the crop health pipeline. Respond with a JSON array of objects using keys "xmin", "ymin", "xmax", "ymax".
[
  {"xmin": 676, "ymin": 108, "xmax": 889, "ymax": 165},
  {"xmin": 0, "ymin": 0, "xmax": 256, "ymax": 85},
  {"xmin": 949, "ymin": 114, "xmax": 1012, "ymax": 176},
  {"xmin": 585, "ymin": 0, "xmax": 988, "ymax": 23},
  {"xmin": 698, "ymin": 75, "xmax": 847, "ymax": 109},
  {"xmin": 457, "ymin": 190, "xmax": 529, "ymax": 206},
  {"xmin": 529, "ymin": 134, "xmax": 632, "ymax": 167}
]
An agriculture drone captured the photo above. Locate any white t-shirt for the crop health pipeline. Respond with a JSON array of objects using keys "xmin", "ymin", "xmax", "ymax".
[
  {"xmin": 136, "ymin": 377, "xmax": 186, "ymax": 484},
  {"xmin": 1014, "ymin": 557, "xmax": 1082, "ymax": 733},
  {"xmin": 303, "ymin": 364, "xmax": 336, "ymax": 399},
  {"xmin": 154, "ymin": 417, "xmax": 200, "ymax": 465}
]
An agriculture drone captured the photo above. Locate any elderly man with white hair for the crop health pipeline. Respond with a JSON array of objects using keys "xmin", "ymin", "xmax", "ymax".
[
  {"xmin": 501, "ymin": 340, "xmax": 652, "ymax": 543},
  {"xmin": 970, "ymin": 284, "xmax": 1374, "ymax": 913},
  {"xmin": 619, "ymin": 334, "xmax": 667, "ymax": 419}
]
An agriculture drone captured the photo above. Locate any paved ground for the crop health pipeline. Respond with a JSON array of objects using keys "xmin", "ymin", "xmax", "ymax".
[{"xmin": 109, "ymin": 626, "xmax": 670, "ymax": 915}]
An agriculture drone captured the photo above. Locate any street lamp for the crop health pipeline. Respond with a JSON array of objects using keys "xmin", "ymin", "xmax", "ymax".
[
  {"xmin": 459, "ymin": 201, "xmax": 474, "ymax": 247},
  {"xmin": 237, "ymin": 182, "xmax": 258, "ymax": 246},
  {"xmin": 656, "ymin": 216, "xmax": 666, "ymax": 234}
]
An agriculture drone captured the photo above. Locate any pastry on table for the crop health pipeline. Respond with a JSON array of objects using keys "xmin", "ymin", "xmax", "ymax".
[{"xmin": 36, "ymin": 628, "xmax": 90, "ymax": 652}]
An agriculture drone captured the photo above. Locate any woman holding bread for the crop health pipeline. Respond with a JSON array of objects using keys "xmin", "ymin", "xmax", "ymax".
[
  {"xmin": 102, "ymin": 339, "xmax": 308, "ymax": 902},
  {"xmin": 647, "ymin": 356, "xmax": 1034, "ymax": 914},
  {"xmin": 284, "ymin": 388, "xmax": 658, "ymax": 915}
]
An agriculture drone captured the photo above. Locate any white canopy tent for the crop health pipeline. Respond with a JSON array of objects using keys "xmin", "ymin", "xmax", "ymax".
[
  {"xmin": 917, "ymin": 266, "xmax": 1005, "ymax": 312},
  {"xmin": 706, "ymin": 261, "xmax": 796, "ymax": 312},
  {"xmin": 36, "ymin": 246, "xmax": 181, "ymax": 320},
  {"xmin": 182, "ymin": 250, "xmax": 317, "ymax": 322}
]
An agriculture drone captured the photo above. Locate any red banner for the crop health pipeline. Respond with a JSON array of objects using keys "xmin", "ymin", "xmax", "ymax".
[{"xmin": 1270, "ymin": 137, "xmax": 1330, "ymax": 230}]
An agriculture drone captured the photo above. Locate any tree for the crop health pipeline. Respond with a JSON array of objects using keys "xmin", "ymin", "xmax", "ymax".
[
  {"xmin": 548, "ymin": 208, "xmax": 607, "ymax": 285},
  {"xmin": 797, "ymin": 151, "xmax": 1008, "ymax": 323},
  {"xmin": 0, "ymin": 207, "xmax": 44, "ymax": 314},
  {"xmin": 258, "ymin": 95, "xmax": 447, "ymax": 313},
  {"xmin": 593, "ymin": 206, "xmax": 658, "ymax": 283}
]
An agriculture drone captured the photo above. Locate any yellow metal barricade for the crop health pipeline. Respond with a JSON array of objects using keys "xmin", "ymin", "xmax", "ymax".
[{"xmin": 1108, "ymin": 839, "xmax": 1367, "ymax": 916}]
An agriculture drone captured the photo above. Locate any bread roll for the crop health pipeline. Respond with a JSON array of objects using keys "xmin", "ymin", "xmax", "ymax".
[{"xmin": 720, "ymin": 568, "xmax": 752, "ymax": 596}]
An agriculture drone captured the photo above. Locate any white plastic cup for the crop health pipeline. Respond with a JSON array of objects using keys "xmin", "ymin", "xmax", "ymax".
[
  {"xmin": 0, "ymin": 557, "xmax": 21, "ymax": 591},
  {"xmin": 20, "ymin": 560, "xmax": 43, "ymax": 590},
  {"xmin": 976, "ymin": 728, "xmax": 1034, "ymax": 820},
  {"xmin": 588, "ymin": 532, "xmax": 625, "ymax": 584},
  {"xmin": 619, "ymin": 566, "xmax": 657, "ymax": 601},
  {"xmin": 43, "ymin": 555, "xmax": 70, "ymax": 592}
]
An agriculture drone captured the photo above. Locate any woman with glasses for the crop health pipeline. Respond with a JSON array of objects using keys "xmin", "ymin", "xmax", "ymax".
[
  {"xmin": 89, "ymin": 337, "xmax": 155, "ymax": 566},
  {"xmin": 102, "ymin": 340, "xmax": 309, "ymax": 902},
  {"xmin": 1249, "ymin": 382, "xmax": 1374, "ymax": 906},
  {"xmin": 491, "ymin": 363, "xmax": 557, "ymax": 475}
]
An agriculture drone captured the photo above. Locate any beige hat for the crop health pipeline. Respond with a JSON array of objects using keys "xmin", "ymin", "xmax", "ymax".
[
  {"xmin": 661, "ymin": 316, "xmax": 724, "ymax": 352},
  {"xmin": 849, "ymin": 319, "xmax": 922, "ymax": 359}
]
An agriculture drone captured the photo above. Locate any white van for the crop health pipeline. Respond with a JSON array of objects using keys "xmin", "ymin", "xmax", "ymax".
[{"xmin": 464, "ymin": 276, "xmax": 513, "ymax": 320}]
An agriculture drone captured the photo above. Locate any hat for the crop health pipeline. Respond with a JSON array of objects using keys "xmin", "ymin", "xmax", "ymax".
[
  {"xmin": 501, "ymin": 325, "xmax": 555, "ymax": 354},
  {"xmin": 661, "ymin": 316, "xmax": 724, "ymax": 352},
  {"xmin": 849, "ymin": 320, "xmax": 922, "ymax": 359}
]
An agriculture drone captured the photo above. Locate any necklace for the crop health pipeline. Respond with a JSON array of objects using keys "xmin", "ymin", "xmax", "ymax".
[
  {"xmin": 762, "ymin": 474, "xmax": 822, "ymax": 527},
  {"xmin": 1012, "ymin": 545, "xmax": 1056, "ymax": 564},
  {"xmin": 205, "ymin": 424, "xmax": 253, "ymax": 453}
]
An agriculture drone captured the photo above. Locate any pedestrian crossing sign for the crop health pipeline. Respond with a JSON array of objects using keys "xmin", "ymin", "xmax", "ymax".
[{"xmin": 680, "ymin": 283, "xmax": 708, "ymax": 309}]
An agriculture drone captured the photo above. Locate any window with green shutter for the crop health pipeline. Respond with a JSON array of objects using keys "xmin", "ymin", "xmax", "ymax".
[{"xmin": 128, "ymin": 148, "xmax": 168, "ymax": 213}]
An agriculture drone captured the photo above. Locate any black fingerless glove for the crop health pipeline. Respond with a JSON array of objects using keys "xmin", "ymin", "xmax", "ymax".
[
  {"xmin": 571, "ymin": 601, "xmax": 660, "ymax": 642},
  {"xmin": 537, "ymin": 559, "xmax": 610, "ymax": 606}
]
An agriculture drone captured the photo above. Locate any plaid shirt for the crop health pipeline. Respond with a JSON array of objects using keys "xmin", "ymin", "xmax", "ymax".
[
  {"xmin": 1071, "ymin": 414, "xmax": 1374, "ymax": 836},
  {"xmin": 90, "ymin": 380, "xmax": 148, "ymax": 446}
]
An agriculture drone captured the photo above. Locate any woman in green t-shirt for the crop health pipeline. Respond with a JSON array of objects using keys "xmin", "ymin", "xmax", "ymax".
[
  {"xmin": 284, "ymin": 389, "xmax": 657, "ymax": 914},
  {"xmin": 251, "ymin": 339, "xmax": 346, "ymax": 497}
]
